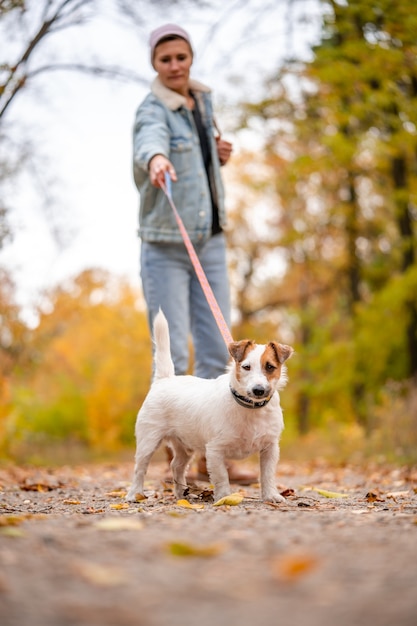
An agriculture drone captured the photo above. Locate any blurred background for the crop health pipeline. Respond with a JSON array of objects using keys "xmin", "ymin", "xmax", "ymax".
[{"xmin": 1, "ymin": 0, "xmax": 416, "ymax": 464}]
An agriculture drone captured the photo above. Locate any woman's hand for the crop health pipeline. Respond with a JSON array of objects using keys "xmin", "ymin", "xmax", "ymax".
[
  {"xmin": 216, "ymin": 138, "xmax": 233, "ymax": 166},
  {"xmin": 149, "ymin": 154, "xmax": 177, "ymax": 188}
]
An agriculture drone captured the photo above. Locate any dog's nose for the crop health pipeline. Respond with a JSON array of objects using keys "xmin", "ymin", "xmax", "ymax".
[{"xmin": 252, "ymin": 385, "xmax": 266, "ymax": 397}]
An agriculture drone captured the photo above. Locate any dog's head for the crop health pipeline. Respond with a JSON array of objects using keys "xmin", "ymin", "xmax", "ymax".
[{"xmin": 228, "ymin": 339, "xmax": 294, "ymax": 401}]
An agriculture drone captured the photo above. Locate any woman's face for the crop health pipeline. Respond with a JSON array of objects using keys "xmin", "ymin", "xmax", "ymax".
[{"xmin": 153, "ymin": 38, "xmax": 193, "ymax": 95}]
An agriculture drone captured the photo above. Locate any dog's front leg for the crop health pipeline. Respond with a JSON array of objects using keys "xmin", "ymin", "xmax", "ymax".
[
  {"xmin": 126, "ymin": 452, "xmax": 149, "ymax": 502},
  {"xmin": 205, "ymin": 446, "xmax": 230, "ymax": 501},
  {"xmin": 260, "ymin": 441, "xmax": 285, "ymax": 502}
]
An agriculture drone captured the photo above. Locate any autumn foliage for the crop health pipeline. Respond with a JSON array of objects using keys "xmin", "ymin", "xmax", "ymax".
[
  {"xmin": 0, "ymin": 269, "xmax": 152, "ymax": 458},
  {"xmin": 1, "ymin": 1, "xmax": 417, "ymax": 463},
  {"xmin": 225, "ymin": 0, "xmax": 417, "ymax": 459}
]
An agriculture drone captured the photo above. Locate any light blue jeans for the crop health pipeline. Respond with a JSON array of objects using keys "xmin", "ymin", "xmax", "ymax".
[{"xmin": 140, "ymin": 233, "xmax": 231, "ymax": 378}]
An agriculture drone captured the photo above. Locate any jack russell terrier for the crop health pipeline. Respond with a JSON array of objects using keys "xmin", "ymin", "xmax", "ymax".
[{"xmin": 126, "ymin": 310, "xmax": 294, "ymax": 503}]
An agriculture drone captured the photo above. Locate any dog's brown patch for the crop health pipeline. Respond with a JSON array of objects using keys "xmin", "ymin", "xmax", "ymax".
[
  {"xmin": 268, "ymin": 342, "xmax": 294, "ymax": 365},
  {"xmin": 228, "ymin": 340, "xmax": 256, "ymax": 384},
  {"xmin": 228, "ymin": 340, "xmax": 256, "ymax": 363},
  {"xmin": 261, "ymin": 343, "xmax": 283, "ymax": 382}
]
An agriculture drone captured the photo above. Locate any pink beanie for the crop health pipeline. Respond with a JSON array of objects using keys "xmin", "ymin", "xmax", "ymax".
[{"xmin": 149, "ymin": 24, "xmax": 193, "ymax": 66}]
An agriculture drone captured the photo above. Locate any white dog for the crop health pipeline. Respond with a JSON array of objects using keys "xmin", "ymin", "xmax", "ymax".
[{"xmin": 126, "ymin": 310, "xmax": 293, "ymax": 503}]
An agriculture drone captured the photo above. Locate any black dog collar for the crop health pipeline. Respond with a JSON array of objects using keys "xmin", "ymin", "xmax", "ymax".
[{"xmin": 230, "ymin": 386, "xmax": 272, "ymax": 409}]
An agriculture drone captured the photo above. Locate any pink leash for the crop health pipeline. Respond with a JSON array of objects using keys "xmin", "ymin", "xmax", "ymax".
[{"xmin": 161, "ymin": 173, "xmax": 233, "ymax": 346}]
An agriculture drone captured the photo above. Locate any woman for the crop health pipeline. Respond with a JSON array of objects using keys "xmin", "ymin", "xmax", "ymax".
[{"xmin": 132, "ymin": 23, "xmax": 256, "ymax": 484}]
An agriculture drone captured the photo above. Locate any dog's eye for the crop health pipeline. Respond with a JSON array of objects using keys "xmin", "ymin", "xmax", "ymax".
[
  {"xmin": 242, "ymin": 364, "xmax": 251, "ymax": 371},
  {"xmin": 265, "ymin": 362, "xmax": 276, "ymax": 372}
]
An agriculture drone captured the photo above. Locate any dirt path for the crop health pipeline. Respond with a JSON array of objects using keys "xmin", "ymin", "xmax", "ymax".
[{"xmin": 1, "ymin": 460, "xmax": 417, "ymax": 626}]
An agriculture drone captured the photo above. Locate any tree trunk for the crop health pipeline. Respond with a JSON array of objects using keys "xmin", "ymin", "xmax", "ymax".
[{"xmin": 391, "ymin": 156, "xmax": 417, "ymax": 378}]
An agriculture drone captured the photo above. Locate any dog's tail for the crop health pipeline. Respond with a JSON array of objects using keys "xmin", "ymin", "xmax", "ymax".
[{"xmin": 153, "ymin": 309, "xmax": 175, "ymax": 380}]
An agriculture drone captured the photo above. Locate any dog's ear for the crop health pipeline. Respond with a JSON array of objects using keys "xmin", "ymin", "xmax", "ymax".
[
  {"xmin": 228, "ymin": 340, "xmax": 254, "ymax": 362},
  {"xmin": 269, "ymin": 342, "xmax": 294, "ymax": 364}
]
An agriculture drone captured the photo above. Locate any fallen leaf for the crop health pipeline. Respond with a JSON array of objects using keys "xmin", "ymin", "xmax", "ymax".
[
  {"xmin": 213, "ymin": 493, "xmax": 244, "ymax": 507},
  {"xmin": 109, "ymin": 503, "xmax": 130, "ymax": 510},
  {"xmin": 0, "ymin": 513, "xmax": 47, "ymax": 526},
  {"xmin": 302, "ymin": 487, "xmax": 349, "ymax": 499},
  {"xmin": 94, "ymin": 518, "xmax": 144, "ymax": 531},
  {"xmin": 20, "ymin": 483, "xmax": 51, "ymax": 492},
  {"xmin": 176, "ymin": 499, "xmax": 205, "ymax": 510},
  {"xmin": 272, "ymin": 552, "xmax": 319, "ymax": 583},
  {"xmin": 386, "ymin": 490, "xmax": 410, "ymax": 499},
  {"xmin": 265, "ymin": 500, "xmax": 286, "ymax": 509},
  {"xmin": 365, "ymin": 491, "xmax": 385, "ymax": 503},
  {"xmin": 20, "ymin": 478, "xmax": 62, "ymax": 492},
  {"xmin": 0, "ymin": 515, "xmax": 26, "ymax": 527},
  {"xmin": 199, "ymin": 489, "xmax": 214, "ymax": 502},
  {"xmin": 75, "ymin": 561, "xmax": 127, "ymax": 587},
  {"xmin": 63, "ymin": 499, "xmax": 81, "ymax": 505},
  {"xmin": 126, "ymin": 493, "xmax": 147, "ymax": 502},
  {"xmin": 105, "ymin": 491, "xmax": 127, "ymax": 498},
  {"xmin": 281, "ymin": 488, "xmax": 295, "ymax": 498},
  {"xmin": 0, "ymin": 527, "xmax": 25, "ymax": 538},
  {"xmin": 167, "ymin": 541, "xmax": 225, "ymax": 557}
]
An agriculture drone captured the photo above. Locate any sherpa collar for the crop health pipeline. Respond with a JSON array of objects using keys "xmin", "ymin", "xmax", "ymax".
[{"xmin": 151, "ymin": 76, "xmax": 211, "ymax": 111}]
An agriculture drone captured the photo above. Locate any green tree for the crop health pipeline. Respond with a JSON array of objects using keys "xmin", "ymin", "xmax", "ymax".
[{"xmin": 230, "ymin": 0, "xmax": 417, "ymax": 433}]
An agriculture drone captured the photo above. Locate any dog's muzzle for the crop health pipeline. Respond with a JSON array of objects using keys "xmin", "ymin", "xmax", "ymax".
[
  {"xmin": 230, "ymin": 386, "xmax": 272, "ymax": 409},
  {"xmin": 252, "ymin": 384, "xmax": 270, "ymax": 398}
]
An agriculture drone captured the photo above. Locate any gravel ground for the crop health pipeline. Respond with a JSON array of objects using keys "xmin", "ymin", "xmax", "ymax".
[{"xmin": 1, "ymin": 460, "xmax": 417, "ymax": 626}]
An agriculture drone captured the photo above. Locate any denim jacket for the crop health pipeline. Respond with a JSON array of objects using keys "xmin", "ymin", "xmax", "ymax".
[{"xmin": 132, "ymin": 77, "xmax": 226, "ymax": 243}]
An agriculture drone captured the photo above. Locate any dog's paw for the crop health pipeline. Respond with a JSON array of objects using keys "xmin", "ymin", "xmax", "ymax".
[
  {"xmin": 126, "ymin": 488, "xmax": 144, "ymax": 502},
  {"xmin": 174, "ymin": 486, "xmax": 188, "ymax": 499},
  {"xmin": 262, "ymin": 491, "xmax": 285, "ymax": 503},
  {"xmin": 213, "ymin": 490, "xmax": 230, "ymax": 502}
]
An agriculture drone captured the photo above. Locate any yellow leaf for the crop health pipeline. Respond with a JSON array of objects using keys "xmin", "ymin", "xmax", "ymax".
[
  {"xmin": 94, "ymin": 518, "xmax": 144, "ymax": 531},
  {"xmin": 105, "ymin": 491, "xmax": 127, "ymax": 498},
  {"xmin": 0, "ymin": 513, "xmax": 47, "ymax": 526},
  {"xmin": 176, "ymin": 499, "xmax": 205, "ymax": 510},
  {"xmin": 167, "ymin": 541, "xmax": 224, "ymax": 557},
  {"xmin": 0, "ymin": 527, "xmax": 25, "ymax": 538},
  {"xmin": 109, "ymin": 503, "xmax": 130, "ymax": 510},
  {"xmin": 314, "ymin": 488, "xmax": 349, "ymax": 499},
  {"xmin": 63, "ymin": 499, "xmax": 81, "ymax": 505},
  {"xmin": 301, "ymin": 487, "xmax": 349, "ymax": 499},
  {"xmin": 0, "ymin": 515, "xmax": 26, "ymax": 527},
  {"xmin": 213, "ymin": 493, "xmax": 244, "ymax": 506}
]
